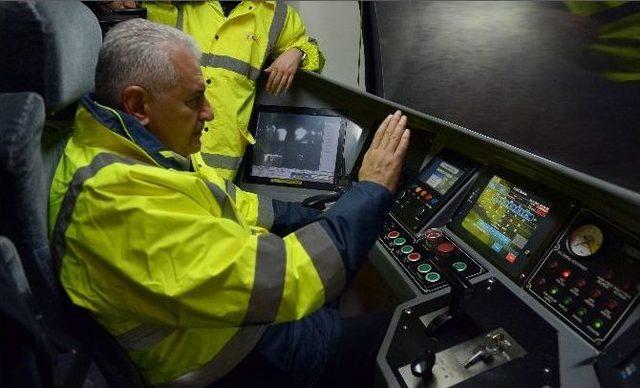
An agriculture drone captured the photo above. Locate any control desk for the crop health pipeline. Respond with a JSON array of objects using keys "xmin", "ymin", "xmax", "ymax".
[
  {"xmin": 371, "ymin": 151, "xmax": 640, "ymax": 388},
  {"xmin": 242, "ymin": 71, "xmax": 640, "ymax": 388}
]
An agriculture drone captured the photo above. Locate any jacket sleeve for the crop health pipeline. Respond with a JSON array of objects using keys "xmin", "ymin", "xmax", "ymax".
[
  {"xmin": 273, "ymin": 5, "xmax": 325, "ymax": 72},
  {"xmin": 317, "ymin": 182, "xmax": 393, "ymax": 283}
]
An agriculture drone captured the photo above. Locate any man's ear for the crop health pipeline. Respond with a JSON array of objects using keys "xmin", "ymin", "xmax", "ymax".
[{"xmin": 122, "ymin": 86, "xmax": 151, "ymax": 125}]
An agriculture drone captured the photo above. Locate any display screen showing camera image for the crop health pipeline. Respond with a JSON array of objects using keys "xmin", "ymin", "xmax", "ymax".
[
  {"xmin": 417, "ymin": 158, "xmax": 465, "ymax": 195},
  {"xmin": 461, "ymin": 176, "xmax": 551, "ymax": 265},
  {"xmin": 251, "ymin": 111, "xmax": 342, "ymax": 184}
]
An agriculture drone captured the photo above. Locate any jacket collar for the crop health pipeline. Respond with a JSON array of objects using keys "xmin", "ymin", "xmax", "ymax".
[{"xmin": 80, "ymin": 94, "xmax": 191, "ymax": 171}]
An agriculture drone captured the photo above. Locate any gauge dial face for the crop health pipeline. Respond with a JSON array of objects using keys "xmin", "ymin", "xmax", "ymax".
[{"xmin": 568, "ymin": 224, "xmax": 604, "ymax": 257}]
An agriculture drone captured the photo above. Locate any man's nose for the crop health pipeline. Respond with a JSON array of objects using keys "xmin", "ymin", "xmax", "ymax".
[{"xmin": 201, "ymin": 98, "xmax": 213, "ymax": 121}]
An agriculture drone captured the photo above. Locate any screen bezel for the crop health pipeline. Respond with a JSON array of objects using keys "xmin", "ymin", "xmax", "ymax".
[
  {"xmin": 244, "ymin": 105, "xmax": 348, "ymax": 190},
  {"xmin": 449, "ymin": 169, "xmax": 572, "ymax": 283}
]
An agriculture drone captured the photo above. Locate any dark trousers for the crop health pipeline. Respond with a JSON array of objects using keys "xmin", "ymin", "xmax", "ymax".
[{"xmin": 213, "ymin": 308, "xmax": 391, "ymax": 387}]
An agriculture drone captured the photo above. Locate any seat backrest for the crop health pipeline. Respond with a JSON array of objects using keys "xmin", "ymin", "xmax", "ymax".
[{"xmin": 0, "ymin": 2, "xmax": 143, "ymax": 386}]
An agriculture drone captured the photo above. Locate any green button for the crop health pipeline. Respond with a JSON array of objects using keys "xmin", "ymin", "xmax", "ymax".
[
  {"xmin": 393, "ymin": 237, "xmax": 406, "ymax": 246},
  {"xmin": 576, "ymin": 308, "xmax": 587, "ymax": 317},
  {"xmin": 562, "ymin": 297, "xmax": 573, "ymax": 306},
  {"xmin": 417, "ymin": 264, "xmax": 432, "ymax": 274},
  {"xmin": 425, "ymin": 272, "xmax": 441, "ymax": 283},
  {"xmin": 549, "ymin": 287, "xmax": 559, "ymax": 295},
  {"xmin": 401, "ymin": 245, "xmax": 414, "ymax": 254},
  {"xmin": 593, "ymin": 320, "xmax": 603, "ymax": 330},
  {"xmin": 452, "ymin": 262, "xmax": 467, "ymax": 272}
]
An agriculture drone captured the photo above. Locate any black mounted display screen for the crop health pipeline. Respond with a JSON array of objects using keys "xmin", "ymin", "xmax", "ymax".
[
  {"xmin": 245, "ymin": 106, "xmax": 346, "ymax": 190},
  {"xmin": 450, "ymin": 171, "xmax": 570, "ymax": 283}
]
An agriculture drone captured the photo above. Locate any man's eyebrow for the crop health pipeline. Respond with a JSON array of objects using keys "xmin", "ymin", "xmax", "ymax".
[{"xmin": 187, "ymin": 88, "xmax": 206, "ymax": 99}]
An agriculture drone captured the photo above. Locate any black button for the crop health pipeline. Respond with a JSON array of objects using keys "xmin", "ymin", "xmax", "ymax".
[
  {"xmin": 206, "ymin": 79, "xmax": 211, "ymax": 84},
  {"xmin": 215, "ymin": 34, "xmax": 219, "ymax": 40}
]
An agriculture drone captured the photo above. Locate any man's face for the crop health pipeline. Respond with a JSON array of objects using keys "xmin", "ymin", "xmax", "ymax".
[{"xmin": 145, "ymin": 47, "xmax": 213, "ymax": 158}]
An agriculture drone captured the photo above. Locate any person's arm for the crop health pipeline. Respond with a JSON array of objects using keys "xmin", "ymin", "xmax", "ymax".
[
  {"xmin": 62, "ymin": 166, "xmax": 341, "ymax": 328},
  {"xmin": 264, "ymin": 4, "xmax": 325, "ymax": 95}
]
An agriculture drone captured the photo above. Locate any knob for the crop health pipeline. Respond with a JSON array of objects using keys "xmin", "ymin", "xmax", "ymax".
[
  {"xmin": 411, "ymin": 347, "xmax": 436, "ymax": 385},
  {"xmin": 436, "ymin": 242, "xmax": 456, "ymax": 258}
]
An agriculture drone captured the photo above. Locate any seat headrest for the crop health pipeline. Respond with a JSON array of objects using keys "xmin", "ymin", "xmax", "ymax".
[{"xmin": 0, "ymin": 1, "xmax": 101, "ymax": 112}]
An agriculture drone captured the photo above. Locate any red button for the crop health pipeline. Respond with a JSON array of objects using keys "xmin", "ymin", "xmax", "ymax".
[
  {"xmin": 407, "ymin": 253, "xmax": 421, "ymax": 262},
  {"xmin": 561, "ymin": 270, "xmax": 571, "ymax": 279},
  {"xmin": 387, "ymin": 231, "xmax": 400, "ymax": 239},
  {"xmin": 575, "ymin": 278, "xmax": 586, "ymax": 288},
  {"xmin": 548, "ymin": 260, "xmax": 558, "ymax": 269},
  {"xmin": 536, "ymin": 277, "xmax": 546, "ymax": 286},
  {"xmin": 436, "ymin": 242, "xmax": 455, "ymax": 258},
  {"xmin": 602, "ymin": 269, "xmax": 614, "ymax": 281},
  {"xmin": 590, "ymin": 289, "xmax": 602, "ymax": 299},
  {"xmin": 606, "ymin": 299, "xmax": 618, "ymax": 310}
]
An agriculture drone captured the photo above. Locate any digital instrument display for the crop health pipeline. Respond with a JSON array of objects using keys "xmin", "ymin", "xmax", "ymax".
[
  {"xmin": 461, "ymin": 175, "xmax": 551, "ymax": 265},
  {"xmin": 417, "ymin": 158, "xmax": 465, "ymax": 196},
  {"xmin": 249, "ymin": 108, "xmax": 345, "ymax": 186}
]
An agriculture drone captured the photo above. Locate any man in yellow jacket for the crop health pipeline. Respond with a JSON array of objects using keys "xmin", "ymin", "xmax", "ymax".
[
  {"xmin": 50, "ymin": 19, "xmax": 409, "ymax": 387},
  {"xmin": 135, "ymin": 1, "xmax": 325, "ymax": 179}
]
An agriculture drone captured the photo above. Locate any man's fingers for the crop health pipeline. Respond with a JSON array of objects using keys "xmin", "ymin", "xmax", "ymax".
[
  {"xmin": 381, "ymin": 110, "xmax": 402, "ymax": 149},
  {"xmin": 394, "ymin": 128, "xmax": 410, "ymax": 159},
  {"xmin": 386, "ymin": 115, "xmax": 407, "ymax": 151},
  {"xmin": 284, "ymin": 74, "xmax": 294, "ymax": 92},
  {"xmin": 370, "ymin": 114, "xmax": 393, "ymax": 149},
  {"xmin": 265, "ymin": 70, "xmax": 276, "ymax": 92},
  {"xmin": 275, "ymin": 72, "xmax": 288, "ymax": 95}
]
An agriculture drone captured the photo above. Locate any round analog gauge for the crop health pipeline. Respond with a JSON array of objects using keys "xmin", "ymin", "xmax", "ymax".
[{"xmin": 568, "ymin": 224, "xmax": 604, "ymax": 257}]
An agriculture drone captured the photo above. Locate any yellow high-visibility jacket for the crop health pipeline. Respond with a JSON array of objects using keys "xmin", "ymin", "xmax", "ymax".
[
  {"xmin": 48, "ymin": 95, "xmax": 349, "ymax": 385},
  {"xmin": 145, "ymin": 1, "xmax": 325, "ymax": 179}
]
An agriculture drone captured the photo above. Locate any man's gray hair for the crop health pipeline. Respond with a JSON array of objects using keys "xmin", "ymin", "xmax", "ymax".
[{"xmin": 95, "ymin": 18, "xmax": 201, "ymax": 108}]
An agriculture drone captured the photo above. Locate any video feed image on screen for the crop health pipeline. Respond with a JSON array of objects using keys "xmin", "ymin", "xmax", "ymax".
[
  {"xmin": 251, "ymin": 112, "xmax": 341, "ymax": 183},
  {"xmin": 461, "ymin": 176, "xmax": 551, "ymax": 265}
]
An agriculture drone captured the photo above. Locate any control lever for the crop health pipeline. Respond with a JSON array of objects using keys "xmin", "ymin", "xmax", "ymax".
[
  {"xmin": 425, "ymin": 241, "xmax": 475, "ymax": 336},
  {"xmin": 411, "ymin": 338, "xmax": 438, "ymax": 386},
  {"xmin": 462, "ymin": 332, "xmax": 505, "ymax": 368},
  {"xmin": 301, "ymin": 192, "xmax": 342, "ymax": 211}
]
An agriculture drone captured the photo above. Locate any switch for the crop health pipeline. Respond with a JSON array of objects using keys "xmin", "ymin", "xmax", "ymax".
[{"xmin": 407, "ymin": 253, "xmax": 422, "ymax": 262}]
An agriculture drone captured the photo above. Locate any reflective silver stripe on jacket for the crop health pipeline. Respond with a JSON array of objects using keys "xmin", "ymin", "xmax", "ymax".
[
  {"xmin": 243, "ymin": 233, "xmax": 286, "ymax": 324},
  {"xmin": 205, "ymin": 182, "xmax": 238, "ymax": 222},
  {"xmin": 257, "ymin": 197, "xmax": 274, "ymax": 230},
  {"xmin": 200, "ymin": 53, "xmax": 262, "ymax": 82},
  {"xmin": 51, "ymin": 153, "xmax": 138, "ymax": 271},
  {"xmin": 116, "ymin": 324, "xmax": 174, "ymax": 351},
  {"xmin": 200, "ymin": 152, "xmax": 243, "ymax": 171},
  {"xmin": 267, "ymin": 1, "xmax": 287, "ymax": 54},
  {"xmin": 295, "ymin": 222, "xmax": 345, "ymax": 302},
  {"xmin": 175, "ymin": 3, "xmax": 185, "ymax": 31},
  {"xmin": 224, "ymin": 179, "xmax": 237, "ymax": 202},
  {"xmin": 164, "ymin": 325, "xmax": 267, "ymax": 387}
]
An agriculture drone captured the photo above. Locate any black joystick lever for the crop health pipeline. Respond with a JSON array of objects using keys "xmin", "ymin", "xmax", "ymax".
[
  {"xmin": 425, "ymin": 241, "xmax": 475, "ymax": 336},
  {"xmin": 411, "ymin": 339, "xmax": 437, "ymax": 386}
]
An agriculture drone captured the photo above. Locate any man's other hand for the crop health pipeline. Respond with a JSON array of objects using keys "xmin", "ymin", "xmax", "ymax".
[
  {"xmin": 358, "ymin": 110, "xmax": 410, "ymax": 193},
  {"xmin": 264, "ymin": 48, "xmax": 304, "ymax": 95}
]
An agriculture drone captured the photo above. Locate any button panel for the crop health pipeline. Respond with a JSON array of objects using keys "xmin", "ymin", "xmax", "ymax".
[
  {"xmin": 380, "ymin": 218, "xmax": 487, "ymax": 294},
  {"xmin": 526, "ymin": 209, "xmax": 640, "ymax": 349}
]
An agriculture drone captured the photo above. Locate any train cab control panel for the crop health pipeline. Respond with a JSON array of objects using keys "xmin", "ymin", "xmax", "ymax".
[
  {"xmin": 390, "ymin": 153, "xmax": 475, "ymax": 235},
  {"xmin": 527, "ymin": 209, "xmax": 640, "ymax": 349}
]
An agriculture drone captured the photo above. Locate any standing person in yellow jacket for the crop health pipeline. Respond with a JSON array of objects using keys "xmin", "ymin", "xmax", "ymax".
[
  {"xmin": 50, "ymin": 19, "xmax": 408, "ymax": 387},
  {"xmin": 126, "ymin": 0, "xmax": 325, "ymax": 179}
]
